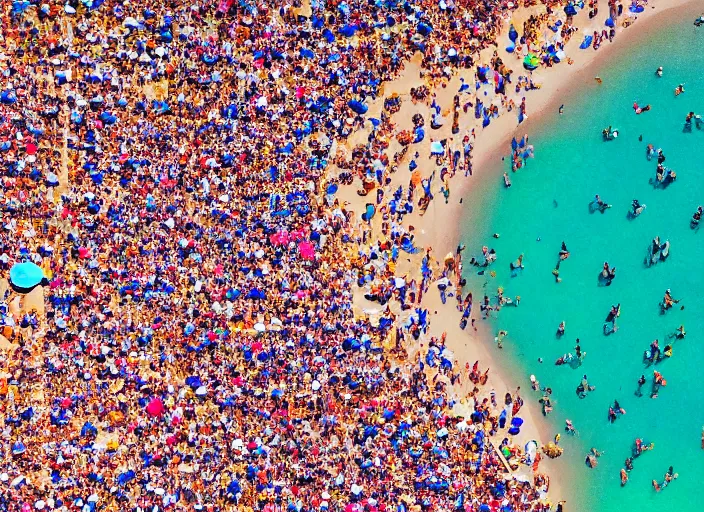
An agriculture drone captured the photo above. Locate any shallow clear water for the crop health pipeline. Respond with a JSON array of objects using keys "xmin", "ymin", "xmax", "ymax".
[{"xmin": 460, "ymin": 19, "xmax": 704, "ymax": 512}]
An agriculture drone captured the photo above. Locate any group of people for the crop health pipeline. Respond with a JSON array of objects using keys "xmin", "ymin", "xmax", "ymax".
[{"xmin": 0, "ymin": 0, "xmax": 605, "ymax": 511}]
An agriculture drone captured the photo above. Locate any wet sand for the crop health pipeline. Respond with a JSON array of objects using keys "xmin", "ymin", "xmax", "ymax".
[{"xmin": 341, "ymin": 0, "xmax": 700, "ymax": 505}]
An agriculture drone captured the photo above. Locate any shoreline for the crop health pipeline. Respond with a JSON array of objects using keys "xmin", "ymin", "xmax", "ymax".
[
  {"xmin": 433, "ymin": 0, "xmax": 702, "ymax": 257},
  {"xmin": 342, "ymin": 0, "xmax": 701, "ymax": 508}
]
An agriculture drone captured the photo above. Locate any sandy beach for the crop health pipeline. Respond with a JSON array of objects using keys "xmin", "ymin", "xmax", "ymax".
[{"xmin": 340, "ymin": 0, "xmax": 701, "ymax": 506}]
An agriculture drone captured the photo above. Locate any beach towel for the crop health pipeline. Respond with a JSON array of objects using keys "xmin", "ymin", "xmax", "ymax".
[{"xmin": 580, "ymin": 35, "xmax": 593, "ymax": 49}]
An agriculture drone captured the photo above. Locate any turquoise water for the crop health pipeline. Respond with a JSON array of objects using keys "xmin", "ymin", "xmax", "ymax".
[{"xmin": 460, "ymin": 19, "xmax": 704, "ymax": 512}]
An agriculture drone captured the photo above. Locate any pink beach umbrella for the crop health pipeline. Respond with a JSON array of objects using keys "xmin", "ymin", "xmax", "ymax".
[
  {"xmin": 270, "ymin": 231, "xmax": 289, "ymax": 246},
  {"xmin": 146, "ymin": 398, "xmax": 166, "ymax": 417},
  {"xmin": 298, "ymin": 241, "xmax": 316, "ymax": 261},
  {"xmin": 290, "ymin": 228, "xmax": 306, "ymax": 241}
]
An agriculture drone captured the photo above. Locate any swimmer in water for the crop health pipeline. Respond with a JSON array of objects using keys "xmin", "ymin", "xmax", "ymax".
[
  {"xmin": 586, "ymin": 448, "xmax": 601, "ymax": 468},
  {"xmin": 671, "ymin": 324, "xmax": 686, "ymax": 339},
  {"xmin": 556, "ymin": 321, "xmax": 566, "ymax": 337},
  {"xmin": 636, "ymin": 374, "xmax": 646, "ymax": 397},
  {"xmin": 675, "ymin": 83, "xmax": 685, "ymax": 96},
  {"xmin": 662, "ymin": 466, "xmax": 678, "ymax": 488},
  {"xmin": 655, "ymin": 66, "xmax": 663, "ymax": 77},
  {"xmin": 661, "ymin": 289, "xmax": 680, "ymax": 311},
  {"xmin": 592, "ymin": 194, "xmax": 611, "ymax": 213}
]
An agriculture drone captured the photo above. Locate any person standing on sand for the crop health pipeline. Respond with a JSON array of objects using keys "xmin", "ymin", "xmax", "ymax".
[
  {"xmin": 441, "ymin": 177, "xmax": 450, "ymax": 204},
  {"xmin": 518, "ymin": 97, "xmax": 527, "ymax": 123}
]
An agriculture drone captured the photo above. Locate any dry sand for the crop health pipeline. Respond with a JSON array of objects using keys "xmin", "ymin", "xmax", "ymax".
[{"xmin": 343, "ymin": 0, "xmax": 700, "ymax": 504}]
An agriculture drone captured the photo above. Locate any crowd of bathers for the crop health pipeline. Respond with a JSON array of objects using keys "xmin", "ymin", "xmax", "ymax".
[{"xmin": 0, "ymin": 1, "xmax": 572, "ymax": 511}]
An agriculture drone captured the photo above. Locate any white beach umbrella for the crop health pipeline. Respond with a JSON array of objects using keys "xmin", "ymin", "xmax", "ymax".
[{"xmin": 123, "ymin": 17, "xmax": 140, "ymax": 29}]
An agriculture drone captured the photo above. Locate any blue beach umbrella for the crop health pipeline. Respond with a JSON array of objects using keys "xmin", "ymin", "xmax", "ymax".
[
  {"xmin": 348, "ymin": 100, "xmax": 368, "ymax": 115},
  {"xmin": 338, "ymin": 24, "xmax": 358, "ymax": 37},
  {"xmin": 9, "ymin": 262, "xmax": 45, "ymax": 293},
  {"xmin": 0, "ymin": 90, "xmax": 17, "ymax": 104},
  {"xmin": 12, "ymin": 1, "xmax": 31, "ymax": 14},
  {"xmin": 564, "ymin": 3, "xmax": 578, "ymax": 16},
  {"xmin": 12, "ymin": 441, "xmax": 26, "ymax": 455},
  {"xmin": 312, "ymin": 16, "xmax": 324, "ymax": 29},
  {"xmin": 417, "ymin": 22, "xmax": 433, "ymax": 37}
]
